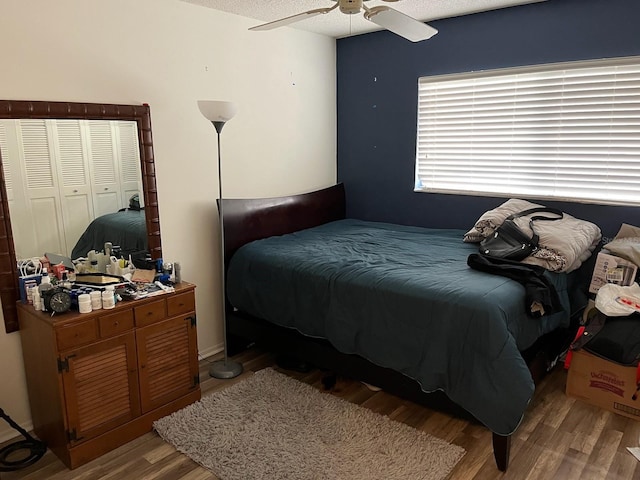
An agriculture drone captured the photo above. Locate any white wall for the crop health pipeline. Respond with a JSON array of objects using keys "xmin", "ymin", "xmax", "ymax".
[{"xmin": 0, "ymin": 0, "xmax": 336, "ymax": 441}]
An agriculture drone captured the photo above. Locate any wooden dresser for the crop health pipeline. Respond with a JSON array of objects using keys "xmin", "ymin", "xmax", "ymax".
[{"xmin": 17, "ymin": 282, "xmax": 201, "ymax": 469}]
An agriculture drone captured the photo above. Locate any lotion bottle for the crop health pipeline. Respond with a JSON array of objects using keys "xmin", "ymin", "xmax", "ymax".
[
  {"xmin": 32, "ymin": 287, "xmax": 41, "ymax": 311},
  {"xmin": 38, "ymin": 270, "xmax": 53, "ymax": 311},
  {"xmin": 38, "ymin": 270, "xmax": 53, "ymax": 293}
]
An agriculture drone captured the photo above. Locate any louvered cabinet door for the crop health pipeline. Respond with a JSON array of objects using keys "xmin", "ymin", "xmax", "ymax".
[
  {"xmin": 136, "ymin": 315, "xmax": 199, "ymax": 413},
  {"xmin": 59, "ymin": 333, "xmax": 141, "ymax": 445}
]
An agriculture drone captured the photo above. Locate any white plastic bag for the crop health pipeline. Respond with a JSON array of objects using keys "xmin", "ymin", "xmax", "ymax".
[{"xmin": 595, "ymin": 282, "xmax": 640, "ymax": 316}]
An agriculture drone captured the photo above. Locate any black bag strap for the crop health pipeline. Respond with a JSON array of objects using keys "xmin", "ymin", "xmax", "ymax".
[
  {"xmin": 504, "ymin": 207, "xmax": 563, "ymax": 245},
  {"xmin": 504, "ymin": 206, "xmax": 564, "ymax": 223}
]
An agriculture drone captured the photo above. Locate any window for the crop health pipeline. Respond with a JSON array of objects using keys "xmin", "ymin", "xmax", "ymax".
[{"xmin": 414, "ymin": 56, "xmax": 640, "ymax": 206}]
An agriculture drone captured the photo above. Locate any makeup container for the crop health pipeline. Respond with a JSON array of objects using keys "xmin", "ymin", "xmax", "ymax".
[
  {"xmin": 90, "ymin": 290, "xmax": 102, "ymax": 310},
  {"xmin": 102, "ymin": 286, "xmax": 116, "ymax": 309},
  {"xmin": 78, "ymin": 293, "xmax": 92, "ymax": 314}
]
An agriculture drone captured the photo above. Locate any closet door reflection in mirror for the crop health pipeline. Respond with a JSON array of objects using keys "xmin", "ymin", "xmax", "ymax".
[{"xmin": 0, "ymin": 119, "xmax": 143, "ymax": 260}]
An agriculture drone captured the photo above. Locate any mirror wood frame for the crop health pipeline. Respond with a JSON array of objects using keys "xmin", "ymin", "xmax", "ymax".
[{"xmin": 0, "ymin": 100, "xmax": 162, "ymax": 333}]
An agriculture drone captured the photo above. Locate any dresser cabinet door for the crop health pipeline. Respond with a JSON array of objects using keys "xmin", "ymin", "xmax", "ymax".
[
  {"xmin": 136, "ymin": 314, "xmax": 199, "ymax": 413},
  {"xmin": 59, "ymin": 333, "xmax": 141, "ymax": 445}
]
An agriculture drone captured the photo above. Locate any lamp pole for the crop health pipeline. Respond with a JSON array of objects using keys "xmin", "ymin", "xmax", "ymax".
[{"xmin": 198, "ymin": 101, "xmax": 243, "ymax": 379}]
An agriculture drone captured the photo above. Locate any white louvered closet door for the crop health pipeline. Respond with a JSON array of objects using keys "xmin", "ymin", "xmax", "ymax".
[
  {"xmin": 0, "ymin": 121, "xmax": 27, "ymax": 258},
  {"xmin": 86, "ymin": 120, "xmax": 120, "ymax": 218},
  {"xmin": 5, "ymin": 120, "xmax": 93, "ymax": 259},
  {"xmin": 54, "ymin": 120, "xmax": 94, "ymax": 258},
  {"xmin": 116, "ymin": 121, "xmax": 143, "ymax": 208},
  {"xmin": 0, "ymin": 123, "xmax": 12, "ymax": 202},
  {"xmin": 13, "ymin": 120, "xmax": 67, "ymax": 258}
]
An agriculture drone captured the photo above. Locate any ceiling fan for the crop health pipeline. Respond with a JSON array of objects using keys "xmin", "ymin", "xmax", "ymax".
[{"xmin": 249, "ymin": 0, "xmax": 438, "ymax": 43}]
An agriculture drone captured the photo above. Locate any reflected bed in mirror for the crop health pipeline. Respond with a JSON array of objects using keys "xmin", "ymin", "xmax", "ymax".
[
  {"xmin": 70, "ymin": 207, "xmax": 147, "ymax": 260},
  {"xmin": 0, "ymin": 100, "xmax": 163, "ymax": 333}
]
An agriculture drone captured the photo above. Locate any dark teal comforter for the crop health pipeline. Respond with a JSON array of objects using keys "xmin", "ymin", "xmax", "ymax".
[
  {"xmin": 226, "ymin": 219, "xmax": 573, "ymax": 435},
  {"xmin": 71, "ymin": 209, "xmax": 147, "ymax": 259}
]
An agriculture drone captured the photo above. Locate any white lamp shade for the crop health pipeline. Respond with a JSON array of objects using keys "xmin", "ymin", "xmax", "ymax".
[{"xmin": 198, "ymin": 100, "xmax": 238, "ymax": 122}]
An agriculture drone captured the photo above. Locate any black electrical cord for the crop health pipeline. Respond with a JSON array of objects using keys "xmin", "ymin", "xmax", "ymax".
[{"xmin": 0, "ymin": 408, "xmax": 46, "ymax": 472}]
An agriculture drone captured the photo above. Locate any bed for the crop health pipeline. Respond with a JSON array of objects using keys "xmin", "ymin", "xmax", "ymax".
[
  {"xmin": 71, "ymin": 209, "xmax": 148, "ymax": 260},
  {"xmin": 222, "ymin": 183, "xmax": 592, "ymax": 472}
]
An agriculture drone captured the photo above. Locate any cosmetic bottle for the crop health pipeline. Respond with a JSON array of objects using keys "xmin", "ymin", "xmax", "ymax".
[
  {"xmin": 31, "ymin": 287, "xmax": 41, "ymax": 311},
  {"xmin": 97, "ymin": 252, "xmax": 109, "ymax": 274},
  {"xmin": 87, "ymin": 250, "xmax": 98, "ymax": 273},
  {"xmin": 38, "ymin": 271, "xmax": 53, "ymax": 311},
  {"xmin": 173, "ymin": 262, "xmax": 182, "ymax": 283},
  {"xmin": 38, "ymin": 271, "xmax": 53, "ymax": 294},
  {"xmin": 102, "ymin": 285, "xmax": 116, "ymax": 309}
]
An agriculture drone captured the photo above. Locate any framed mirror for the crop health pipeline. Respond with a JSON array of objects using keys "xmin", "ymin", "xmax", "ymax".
[{"xmin": 0, "ymin": 100, "xmax": 162, "ymax": 333}]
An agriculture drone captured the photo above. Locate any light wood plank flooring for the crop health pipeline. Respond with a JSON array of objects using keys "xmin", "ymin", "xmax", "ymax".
[{"xmin": 2, "ymin": 346, "xmax": 640, "ymax": 480}]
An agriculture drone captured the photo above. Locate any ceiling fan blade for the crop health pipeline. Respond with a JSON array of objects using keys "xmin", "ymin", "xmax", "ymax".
[
  {"xmin": 250, "ymin": 6, "xmax": 335, "ymax": 31},
  {"xmin": 364, "ymin": 6, "xmax": 438, "ymax": 42}
]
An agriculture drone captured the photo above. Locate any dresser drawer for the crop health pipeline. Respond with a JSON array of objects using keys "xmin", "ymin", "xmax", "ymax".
[
  {"xmin": 134, "ymin": 299, "xmax": 167, "ymax": 327},
  {"xmin": 56, "ymin": 319, "xmax": 99, "ymax": 351},
  {"xmin": 99, "ymin": 310, "xmax": 134, "ymax": 338},
  {"xmin": 167, "ymin": 291, "xmax": 195, "ymax": 317}
]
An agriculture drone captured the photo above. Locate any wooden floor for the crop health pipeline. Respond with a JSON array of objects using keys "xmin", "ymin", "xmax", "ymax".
[{"xmin": 3, "ymin": 346, "xmax": 640, "ymax": 480}]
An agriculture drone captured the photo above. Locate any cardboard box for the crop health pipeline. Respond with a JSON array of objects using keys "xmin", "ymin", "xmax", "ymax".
[
  {"xmin": 566, "ymin": 350, "xmax": 640, "ymax": 420},
  {"xmin": 589, "ymin": 222, "xmax": 640, "ymax": 295},
  {"xmin": 588, "ymin": 252, "xmax": 638, "ymax": 295}
]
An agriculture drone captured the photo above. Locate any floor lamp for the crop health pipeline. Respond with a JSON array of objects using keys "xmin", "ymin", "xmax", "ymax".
[{"xmin": 198, "ymin": 100, "xmax": 243, "ymax": 379}]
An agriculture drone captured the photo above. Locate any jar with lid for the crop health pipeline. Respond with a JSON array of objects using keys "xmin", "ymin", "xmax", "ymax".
[{"xmin": 102, "ymin": 286, "xmax": 116, "ymax": 309}]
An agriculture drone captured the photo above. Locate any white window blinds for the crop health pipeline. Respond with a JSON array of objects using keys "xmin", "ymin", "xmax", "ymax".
[{"xmin": 414, "ymin": 56, "xmax": 640, "ymax": 206}]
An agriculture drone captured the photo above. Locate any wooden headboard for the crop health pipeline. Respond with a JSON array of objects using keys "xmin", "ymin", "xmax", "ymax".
[{"xmin": 222, "ymin": 183, "xmax": 346, "ymax": 265}]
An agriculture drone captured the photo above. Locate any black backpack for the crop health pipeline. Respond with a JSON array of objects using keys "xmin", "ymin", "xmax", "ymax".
[{"xmin": 582, "ymin": 312, "xmax": 640, "ymax": 367}]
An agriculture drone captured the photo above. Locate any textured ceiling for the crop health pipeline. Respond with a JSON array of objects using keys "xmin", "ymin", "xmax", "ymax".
[{"xmin": 181, "ymin": 0, "xmax": 546, "ymax": 39}]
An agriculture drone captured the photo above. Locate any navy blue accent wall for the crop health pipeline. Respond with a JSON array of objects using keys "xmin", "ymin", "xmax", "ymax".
[{"xmin": 337, "ymin": 0, "xmax": 640, "ymax": 239}]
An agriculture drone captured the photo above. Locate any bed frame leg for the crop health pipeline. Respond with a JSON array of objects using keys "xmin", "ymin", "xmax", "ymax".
[{"xmin": 492, "ymin": 433, "xmax": 511, "ymax": 472}]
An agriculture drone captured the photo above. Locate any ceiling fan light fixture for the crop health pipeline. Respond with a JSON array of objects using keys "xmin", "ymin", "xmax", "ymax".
[
  {"xmin": 339, "ymin": 0, "xmax": 363, "ymax": 15},
  {"xmin": 364, "ymin": 6, "xmax": 438, "ymax": 42}
]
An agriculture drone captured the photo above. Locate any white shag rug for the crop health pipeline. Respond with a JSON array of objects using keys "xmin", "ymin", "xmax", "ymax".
[{"xmin": 153, "ymin": 368, "xmax": 466, "ymax": 480}]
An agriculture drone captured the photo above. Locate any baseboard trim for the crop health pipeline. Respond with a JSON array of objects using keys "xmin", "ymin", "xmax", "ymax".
[
  {"xmin": 198, "ymin": 343, "xmax": 223, "ymax": 361},
  {"xmin": 0, "ymin": 419, "xmax": 34, "ymax": 444}
]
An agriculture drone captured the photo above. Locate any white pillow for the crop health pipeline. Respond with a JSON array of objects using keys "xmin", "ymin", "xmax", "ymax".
[
  {"xmin": 464, "ymin": 198, "xmax": 602, "ymax": 272},
  {"xmin": 463, "ymin": 199, "xmax": 542, "ymax": 243}
]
